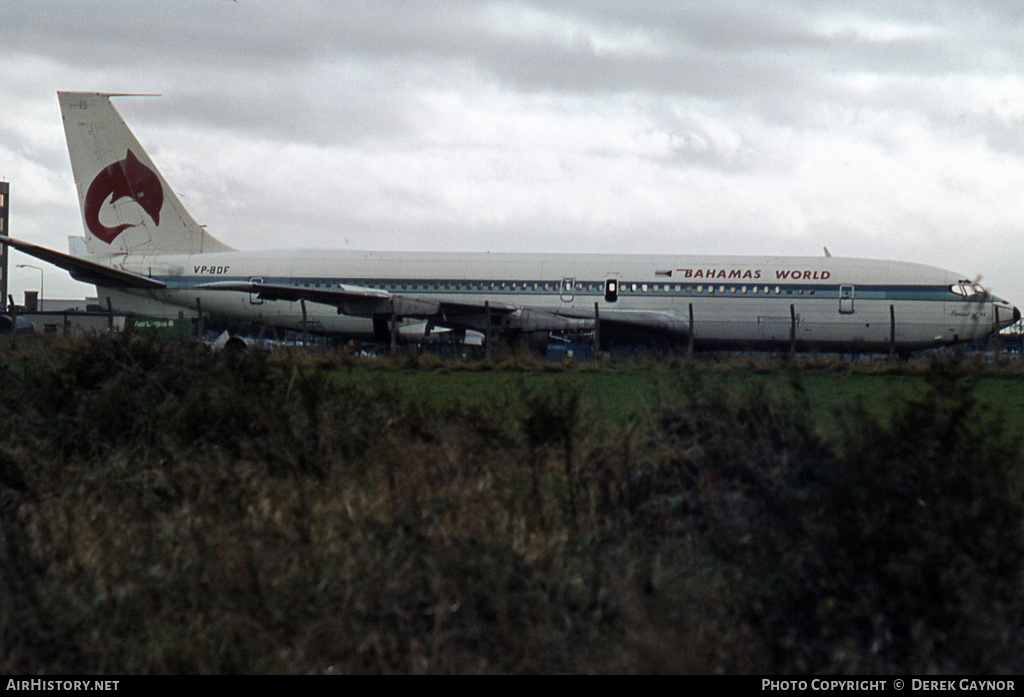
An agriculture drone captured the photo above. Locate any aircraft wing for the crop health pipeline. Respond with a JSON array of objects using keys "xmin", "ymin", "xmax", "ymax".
[
  {"xmin": 195, "ymin": 281, "xmax": 519, "ymax": 318},
  {"xmin": 0, "ymin": 235, "xmax": 167, "ymax": 289},
  {"xmin": 196, "ymin": 280, "xmax": 687, "ymax": 336}
]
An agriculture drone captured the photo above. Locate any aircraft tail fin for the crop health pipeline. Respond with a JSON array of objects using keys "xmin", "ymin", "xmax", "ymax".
[{"xmin": 58, "ymin": 92, "xmax": 233, "ymax": 258}]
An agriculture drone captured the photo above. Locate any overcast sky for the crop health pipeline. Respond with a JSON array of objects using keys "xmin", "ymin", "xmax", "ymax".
[{"xmin": 2, "ymin": 0, "xmax": 1023, "ymax": 303}]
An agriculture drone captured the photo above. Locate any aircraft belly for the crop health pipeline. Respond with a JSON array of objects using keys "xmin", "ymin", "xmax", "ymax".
[
  {"xmin": 158, "ymin": 288, "xmax": 377, "ymax": 338},
  {"xmin": 101, "ymin": 287, "xmax": 197, "ymax": 320},
  {"xmin": 683, "ymin": 298, "xmax": 960, "ymax": 350}
]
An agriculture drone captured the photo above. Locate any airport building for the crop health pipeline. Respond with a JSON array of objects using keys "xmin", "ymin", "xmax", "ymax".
[{"xmin": 5, "ymin": 292, "xmax": 201, "ymax": 340}]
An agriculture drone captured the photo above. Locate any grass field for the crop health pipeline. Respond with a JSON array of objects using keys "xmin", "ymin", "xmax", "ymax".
[{"xmin": 332, "ymin": 357, "xmax": 1024, "ymax": 443}]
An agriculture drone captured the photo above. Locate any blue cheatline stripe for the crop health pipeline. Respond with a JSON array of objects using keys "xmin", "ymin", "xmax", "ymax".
[{"xmin": 164, "ymin": 275, "xmax": 975, "ymax": 302}]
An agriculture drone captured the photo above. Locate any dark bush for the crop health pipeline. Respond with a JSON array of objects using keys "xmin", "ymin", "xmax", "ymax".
[
  {"xmin": 636, "ymin": 368, "xmax": 1023, "ymax": 673},
  {"xmin": 0, "ymin": 338, "xmax": 1020, "ymax": 673}
]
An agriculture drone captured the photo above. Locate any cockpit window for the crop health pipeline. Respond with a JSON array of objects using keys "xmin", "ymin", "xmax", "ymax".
[{"xmin": 949, "ymin": 280, "xmax": 987, "ymax": 297}]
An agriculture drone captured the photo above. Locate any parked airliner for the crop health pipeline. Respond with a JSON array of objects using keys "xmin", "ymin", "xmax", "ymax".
[{"xmin": 1, "ymin": 92, "xmax": 1018, "ymax": 351}]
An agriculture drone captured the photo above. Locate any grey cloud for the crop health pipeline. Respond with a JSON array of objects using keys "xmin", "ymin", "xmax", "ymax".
[{"xmin": 1, "ymin": 1, "xmax": 1023, "ymax": 302}]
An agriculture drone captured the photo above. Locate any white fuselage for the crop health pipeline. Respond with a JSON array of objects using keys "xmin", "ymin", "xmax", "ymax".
[{"xmin": 98, "ymin": 249, "xmax": 1016, "ymax": 351}]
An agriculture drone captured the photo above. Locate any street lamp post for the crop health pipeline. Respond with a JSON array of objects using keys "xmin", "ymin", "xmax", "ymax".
[{"xmin": 17, "ymin": 264, "xmax": 43, "ymax": 312}]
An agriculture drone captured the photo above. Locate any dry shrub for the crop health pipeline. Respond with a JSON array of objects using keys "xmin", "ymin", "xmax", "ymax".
[{"xmin": 0, "ymin": 337, "xmax": 1020, "ymax": 673}]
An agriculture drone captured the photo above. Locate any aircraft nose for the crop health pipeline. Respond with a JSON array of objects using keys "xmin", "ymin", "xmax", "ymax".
[{"xmin": 1014, "ymin": 306, "xmax": 1021, "ymax": 324}]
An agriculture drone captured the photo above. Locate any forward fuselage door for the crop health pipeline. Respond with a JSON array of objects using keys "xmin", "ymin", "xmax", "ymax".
[
  {"xmin": 604, "ymin": 278, "xmax": 619, "ymax": 303},
  {"xmin": 839, "ymin": 285, "xmax": 855, "ymax": 314}
]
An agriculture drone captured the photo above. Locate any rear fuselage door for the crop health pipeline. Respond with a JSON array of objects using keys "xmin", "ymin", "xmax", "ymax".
[{"xmin": 839, "ymin": 284, "xmax": 855, "ymax": 314}]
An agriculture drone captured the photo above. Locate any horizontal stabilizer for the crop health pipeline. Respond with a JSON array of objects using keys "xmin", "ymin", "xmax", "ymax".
[{"xmin": 0, "ymin": 235, "xmax": 166, "ymax": 289}]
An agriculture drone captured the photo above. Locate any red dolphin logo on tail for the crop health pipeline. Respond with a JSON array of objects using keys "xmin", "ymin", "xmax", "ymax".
[{"xmin": 84, "ymin": 149, "xmax": 163, "ymax": 244}]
